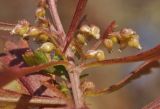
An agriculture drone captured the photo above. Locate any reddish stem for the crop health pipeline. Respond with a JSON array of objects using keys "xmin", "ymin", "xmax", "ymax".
[
  {"xmin": 47, "ymin": 0, "xmax": 66, "ymax": 41},
  {"xmin": 81, "ymin": 44, "xmax": 160, "ymax": 69},
  {"xmin": 63, "ymin": 0, "xmax": 87, "ymax": 54}
]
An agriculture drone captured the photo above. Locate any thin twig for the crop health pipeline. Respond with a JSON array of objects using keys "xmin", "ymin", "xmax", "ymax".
[
  {"xmin": 0, "ymin": 60, "xmax": 70, "ymax": 87},
  {"xmin": 47, "ymin": 0, "xmax": 66, "ymax": 40},
  {"xmin": 0, "ymin": 22, "xmax": 15, "ymax": 31},
  {"xmin": 63, "ymin": 0, "xmax": 88, "ymax": 54},
  {"xmin": 99, "ymin": 60, "xmax": 160, "ymax": 94},
  {"xmin": 0, "ymin": 88, "xmax": 66, "ymax": 107},
  {"xmin": 81, "ymin": 44, "xmax": 160, "ymax": 70},
  {"xmin": 142, "ymin": 97, "xmax": 160, "ymax": 109}
]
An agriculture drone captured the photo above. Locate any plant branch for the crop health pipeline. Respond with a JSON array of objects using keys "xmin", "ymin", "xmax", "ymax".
[
  {"xmin": 0, "ymin": 60, "xmax": 70, "ymax": 87},
  {"xmin": 142, "ymin": 97, "xmax": 160, "ymax": 109},
  {"xmin": 63, "ymin": 0, "xmax": 87, "ymax": 54},
  {"xmin": 84, "ymin": 60, "xmax": 160, "ymax": 96},
  {"xmin": 81, "ymin": 44, "xmax": 160, "ymax": 70},
  {"xmin": 0, "ymin": 88, "xmax": 66, "ymax": 107},
  {"xmin": 99, "ymin": 60, "xmax": 160, "ymax": 94},
  {"xmin": 68, "ymin": 66, "xmax": 85, "ymax": 109},
  {"xmin": 0, "ymin": 22, "xmax": 15, "ymax": 31},
  {"xmin": 47, "ymin": 0, "xmax": 66, "ymax": 40}
]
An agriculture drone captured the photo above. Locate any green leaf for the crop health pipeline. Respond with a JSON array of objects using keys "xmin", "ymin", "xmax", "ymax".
[{"xmin": 23, "ymin": 50, "xmax": 55, "ymax": 73}]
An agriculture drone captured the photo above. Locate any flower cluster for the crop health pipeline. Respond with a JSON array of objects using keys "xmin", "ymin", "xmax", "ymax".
[{"xmin": 104, "ymin": 28, "xmax": 142, "ymax": 52}]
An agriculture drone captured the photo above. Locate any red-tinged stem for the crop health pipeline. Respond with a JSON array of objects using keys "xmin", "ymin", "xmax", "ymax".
[
  {"xmin": 142, "ymin": 97, "xmax": 160, "ymax": 109},
  {"xmin": 81, "ymin": 44, "xmax": 160, "ymax": 70},
  {"xmin": 19, "ymin": 60, "xmax": 69, "ymax": 74},
  {"xmin": 0, "ymin": 22, "xmax": 15, "ymax": 31},
  {"xmin": 86, "ymin": 60, "xmax": 160, "ymax": 96},
  {"xmin": 47, "ymin": 0, "xmax": 88, "ymax": 108},
  {"xmin": 0, "ymin": 60, "xmax": 70, "ymax": 87},
  {"xmin": 92, "ymin": 20, "xmax": 116, "ymax": 50},
  {"xmin": 68, "ymin": 65, "xmax": 85, "ymax": 109},
  {"xmin": 47, "ymin": 0, "xmax": 66, "ymax": 40},
  {"xmin": 63, "ymin": 0, "xmax": 87, "ymax": 54},
  {"xmin": 100, "ymin": 60, "xmax": 160, "ymax": 94},
  {"xmin": 0, "ymin": 88, "xmax": 66, "ymax": 107}
]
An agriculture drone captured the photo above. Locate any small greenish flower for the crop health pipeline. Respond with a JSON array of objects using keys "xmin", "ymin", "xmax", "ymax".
[
  {"xmin": 104, "ymin": 39, "xmax": 113, "ymax": 53},
  {"xmin": 90, "ymin": 25, "xmax": 100, "ymax": 39},
  {"xmin": 110, "ymin": 36, "xmax": 118, "ymax": 43},
  {"xmin": 80, "ymin": 25, "xmax": 100, "ymax": 39},
  {"xmin": 86, "ymin": 50, "xmax": 98, "ymax": 58},
  {"xmin": 81, "ymin": 81, "xmax": 95, "ymax": 92},
  {"xmin": 120, "ymin": 28, "xmax": 136, "ymax": 39},
  {"xmin": 80, "ymin": 25, "xmax": 91, "ymax": 33},
  {"xmin": 96, "ymin": 50, "xmax": 105, "ymax": 61},
  {"xmin": 38, "ymin": 33, "xmax": 49, "ymax": 41},
  {"xmin": 40, "ymin": 42, "xmax": 56, "ymax": 53},
  {"xmin": 86, "ymin": 49, "xmax": 105, "ymax": 60},
  {"xmin": 128, "ymin": 37, "xmax": 142, "ymax": 49},
  {"xmin": 29, "ymin": 27, "xmax": 41, "ymax": 37},
  {"xmin": 11, "ymin": 20, "xmax": 30, "ymax": 37},
  {"xmin": 76, "ymin": 33, "xmax": 87, "ymax": 45},
  {"xmin": 36, "ymin": 7, "xmax": 46, "ymax": 18}
]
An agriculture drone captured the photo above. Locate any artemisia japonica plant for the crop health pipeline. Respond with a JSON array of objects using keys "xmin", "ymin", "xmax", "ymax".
[{"xmin": 0, "ymin": 0, "xmax": 159, "ymax": 109}]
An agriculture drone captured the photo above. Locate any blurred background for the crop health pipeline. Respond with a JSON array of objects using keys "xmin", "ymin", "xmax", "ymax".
[{"xmin": 0, "ymin": 0, "xmax": 160, "ymax": 109}]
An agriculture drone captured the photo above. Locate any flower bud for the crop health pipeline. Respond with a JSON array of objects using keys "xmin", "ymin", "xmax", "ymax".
[
  {"xmin": 120, "ymin": 28, "xmax": 136, "ymax": 39},
  {"xmin": 11, "ymin": 20, "xmax": 30, "ymax": 37},
  {"xmin": 81, "ymin": 81, "xmax": 95, "ymax": 92},
  {"xmin": 128, "ymin": 37, "xmax": 142, "ymax": 50},
  {"xmin": 80, "ymin": 25, "xmax": 91, "ymax": 33},
  {"xmin": 104, "ymin": 39, "xmax": 113, "ymax": 53},
  {"xmin": 96, "ymin": 50, "xmax": 105, "ymax": 61},
  {"xmin": 76, "ymin": 33, "xmax": 87, "ymax": 45},
  {"xmin": 40, "ymin": 42, "xmax": 55, "ymax": 53},
  {"xmin": 90, "ymin": 25, "xmax": 100, "ymax": 39},
  {"xmin": 38, "ymin": 33, "xmax": 49, "ymax": 41},
  {"xmin": 86, "ymin": 50, "xmax": 97, "ymax": 58},
  {"xmin": 110, "ymin": 36, "xmax": 118, "ymax": 43},
  {"xmin": 29, "ymin": 27, "xmax": 41, "ymax": 36},
  {"xmin": 36, "ymin": 7, "xmax": 46, "ymax": 18}
]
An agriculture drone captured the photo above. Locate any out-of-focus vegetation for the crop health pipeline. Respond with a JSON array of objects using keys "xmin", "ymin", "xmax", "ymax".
[{"xmin": 0, "ymin": 0, "xmax": 160, "ymax": 109}]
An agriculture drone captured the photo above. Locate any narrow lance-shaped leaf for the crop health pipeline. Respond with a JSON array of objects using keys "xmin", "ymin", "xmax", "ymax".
[
  {"xmin": 63, "ymin": 0, "xmax": 88, "ymax": 53},
  {"xmin": 92, "ymin": 20, "xmax": 116, "ymax": 50}
]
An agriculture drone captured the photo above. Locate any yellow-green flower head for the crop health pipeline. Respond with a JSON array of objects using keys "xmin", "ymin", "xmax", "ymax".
[
  {"xmin": 86, "ymin": 50, "xmax": 98, "ymax": 58},
  {"xmin": 76, "ymin": 33, "xmax": 87, "ymax": 45},
  {"xmin": 128, "ymin": 37, "xmax": 142, "ymax": 50},
  {"xmin": 86, "ymin": 49, "xmax": 105, "ymax": 61},
  {"xmin": 104, "ymin": 39, "xmax": 113, "ymax": 53},
  {"xmin": 11, "ymin": 20, "xmax": 30, "ymax": 37},
  {"xmin": 80, "ymin": 25, "xmax": 101, "ymax": 39},
  {"xmin": 29, "ymin": 27, "xmax": 41, "ymax": 37},
  {"xmin": 90, "ymin": 25, "xmax": 100, "ymax": 39},
  {"xmin": 120, "ymin": 28, "xmax": 136, "ymax": 39},
  {"xmin": 80, "ymin": 25, "xmax": 91, "ymax": 33},
  {"xmin": 40, "ymin": 42, "xmax": 56, "ymax": 53},
  {"xmin": 36, "ymin": 7, "xmax": 46, "ymax": 18},
  {"xmin": 96, "ymin": 50, "xmax": 105, "ymax": 61}
]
